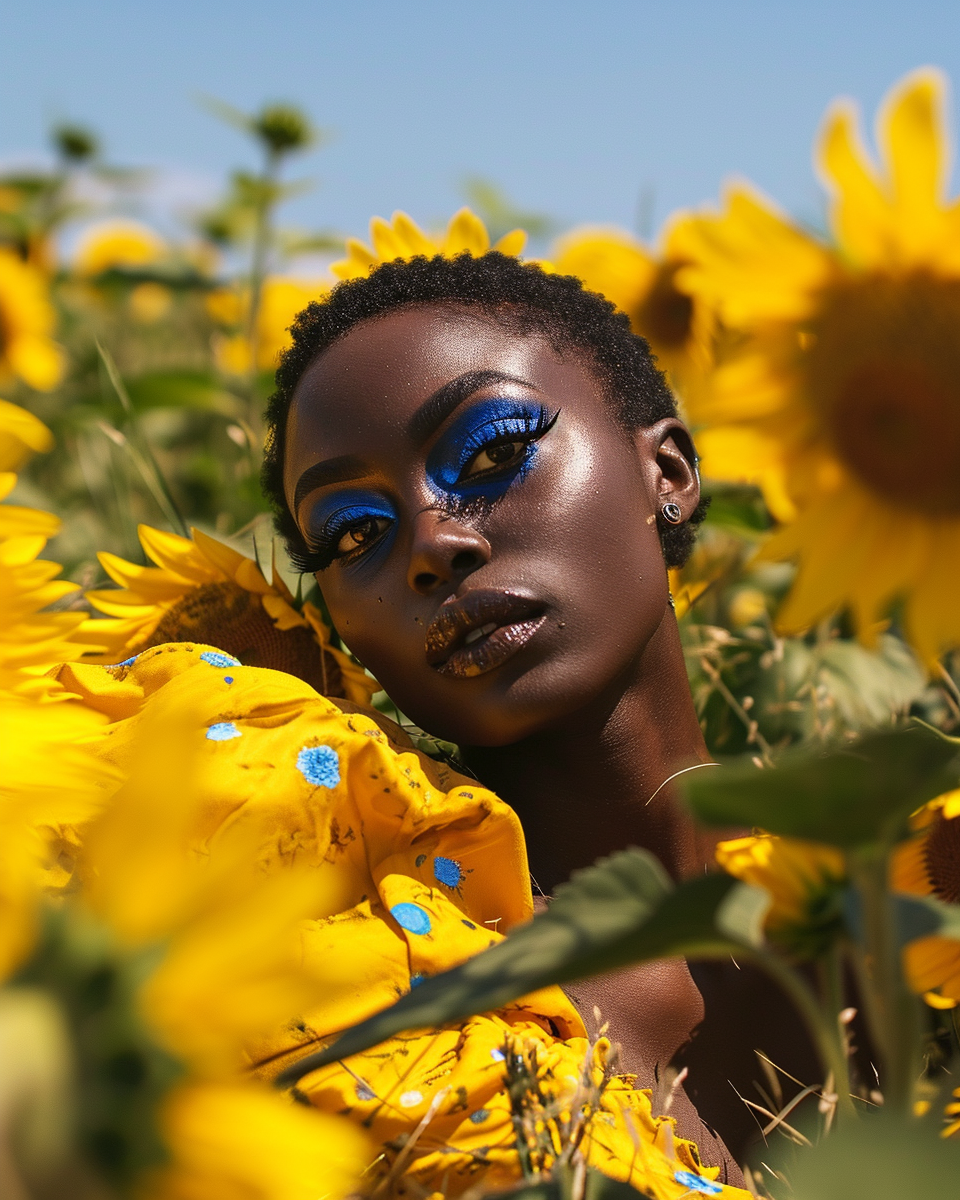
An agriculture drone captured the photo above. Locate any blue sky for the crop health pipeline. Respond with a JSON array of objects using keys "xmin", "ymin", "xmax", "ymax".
[{"xmin": 3, "ymin": 1, "xmax": 960, "ymax": 249}]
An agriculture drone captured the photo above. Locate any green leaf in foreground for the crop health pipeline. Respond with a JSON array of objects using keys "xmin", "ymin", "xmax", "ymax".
[
  {"xmin": 276, "ymin": 848, "xmax": 751, "ymax": 1087},
  {"xmin": 682, "ymin": 724, "xmax": 960, "ymax": 847}
]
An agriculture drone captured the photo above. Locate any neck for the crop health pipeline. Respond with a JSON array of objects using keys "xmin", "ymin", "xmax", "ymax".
[{"xmin": 461, "ymin": 607, "xmax": 714, "ymax": 893}]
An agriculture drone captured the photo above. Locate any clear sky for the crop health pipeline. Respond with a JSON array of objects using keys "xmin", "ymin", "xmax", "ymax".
[{"xmin": 3, "ymin": 0, "xmax": 960, "ymax": 248}]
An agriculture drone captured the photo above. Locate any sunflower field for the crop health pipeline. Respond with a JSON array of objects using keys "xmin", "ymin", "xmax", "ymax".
[{"xmin": 2, "ymin": 69, "xmax": 960, "ymax": 1198}]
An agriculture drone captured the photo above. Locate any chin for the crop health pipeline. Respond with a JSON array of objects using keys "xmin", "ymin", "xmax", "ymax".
[{"xmin": 392, "ymin": 658, "xmax": 617, "ymax": 749}]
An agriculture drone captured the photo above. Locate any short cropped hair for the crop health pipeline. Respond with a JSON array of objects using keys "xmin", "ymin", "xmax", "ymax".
[{"xmin": 262, "ymin": 251, "xmax": 706, "ymax": 567}]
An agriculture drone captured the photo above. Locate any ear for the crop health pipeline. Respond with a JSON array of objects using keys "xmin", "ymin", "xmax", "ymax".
[{"xmin": 633, "ymin": 417, "xmax": 701, "ymax": 519}]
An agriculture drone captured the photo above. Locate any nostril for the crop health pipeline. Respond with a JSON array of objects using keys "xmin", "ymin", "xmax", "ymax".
[
  {"xmin": 451, "ymin": 550, "xmax": 479, "ymax": 572},
  {"xmin": 414, "ymin": 571, "xmax": 440, "ymax": 593}
]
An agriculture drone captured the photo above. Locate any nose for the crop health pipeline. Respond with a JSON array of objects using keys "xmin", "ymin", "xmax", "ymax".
[{"xmin": 406, "ymin": 509, "xmax": 491, "ymax": 596}]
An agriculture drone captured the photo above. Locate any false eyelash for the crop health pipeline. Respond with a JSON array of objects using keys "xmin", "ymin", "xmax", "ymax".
[
  {"xmin": 289, "ymin": 542, "xmax": 334, "ymax": 575},
  {"xmin": 454, "ymin": 407, "xmax": 560, "ymax": 482}
]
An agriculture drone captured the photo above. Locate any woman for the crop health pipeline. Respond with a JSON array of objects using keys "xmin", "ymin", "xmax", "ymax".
[
  {"xmin": 63, "ymin": 248, "xmax": 749, "ymax": 1194},
  {"xmin": 264, "ymin": 252, "xmax": 743, "ymax": 1164}
]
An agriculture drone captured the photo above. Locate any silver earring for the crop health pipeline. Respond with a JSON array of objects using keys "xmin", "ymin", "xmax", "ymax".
[{"xmin": 661, "ymin": 502, "xmax": 683, "ymax": 525}]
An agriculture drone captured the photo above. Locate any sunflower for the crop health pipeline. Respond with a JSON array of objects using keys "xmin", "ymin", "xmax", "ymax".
[
  {"xmin": 330, "ymin": 207, "xmax": 528, "ymax": 280},
  {"xmin": 81, "ymin": 523, "xmax": 377, "ymax": 704},
  {"xmin": 206, "ymin": 277, "xmax": 327, "ymax": 374},
  {"xmin": 715, "ymin": 833, "xmax": 846, "ymax": 960},
  {"xmin": 553, "ymin": 224, "xmax": 713, "ymax": 398},
  {"xmin": 891, "ymin": 791, "xmax": 960, "ymax": 1008},
  {"xmin": 0, "ymin": 248, "xmax": 64, "ymax": 390},
  {"xmin": 73, "ymin": 219, "xmax": 166, "ymax": 276},
  {"xmin": 674, "ymin": 70, "xmax": 960, "ymax": 664}
]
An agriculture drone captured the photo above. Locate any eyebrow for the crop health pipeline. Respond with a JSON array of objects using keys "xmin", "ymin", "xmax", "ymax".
[
  {"xmin": 293, "ymin": 369, "xmax": 537, "ymax": 516},
  {"xmin": 405, "ymin": 369, "xmax": 537, "ymax": 445},
  {"xmin": 293, "ymin": 454, "xmax": 369, "ymax": 516}
]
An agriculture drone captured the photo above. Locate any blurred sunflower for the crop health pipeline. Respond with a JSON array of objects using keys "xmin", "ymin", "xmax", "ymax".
[
  {"xmin": 206, "ymin": 276, "xmax": 326, "ymax": 374},
  {"xmin": 148, "ymin": 1082, "xmax": 368, "ymax": 1200},
  {"xmin": 73, "ymin": 218, "xmax": 166, "ymax": 276},
  {"xmin": 0, "ymin": 249, "xmax": 64, "ymax": 390},
  {"xmin": 330, "ymin": 207, "xmax": 528, "ymax": 279},
  {"xmin": 676, "ymin": 69, "xmax": 960, "ymax": 663},
  {"xmin": 715, "ymin": 833, "xmax": 846, "ymax": 960},
  {"xmin": 73, "ymin": 218, "xmax": 172, "ymax": 323},
  {"xmin": 891, "ymin": 790, "xmax": 960, "ymax": 1008},
  {"xmin": 553, "ymin": 224, "xmax": 713, "ymax": 398},
  {"xmin": 0, "ymin": 401, "xmax": 99, "ymax": 694},
  {"xmin": 81, "ymin": 523, "xmax": 377, "ymax": 703}
]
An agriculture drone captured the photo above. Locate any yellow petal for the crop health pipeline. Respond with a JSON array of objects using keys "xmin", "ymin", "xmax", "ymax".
[
  {"xmin": 881, "ymin": 69, "xmax": 948, "ymax": 251},
  {"xmin": 138, "ymin": 525, "xmax": 223, "ymax": 583},
  {"xmin": 493, "ymin": 228, "xmax": 528, "ymax": 257},
  {"xmin": 0, "ymin": 399, "xmax": 53, "ymax": 471},
  {"xmin": 443, "ymin": 207, "xmax": 490, "ymax": 256},
  {"xmin": 817, "ymin": 100, "xmax": 891, "ymax": 266}
]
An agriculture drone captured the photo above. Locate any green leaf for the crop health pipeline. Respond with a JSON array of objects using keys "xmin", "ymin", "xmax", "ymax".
[
  {"xmin": 493, "ymin": 1166, "xmax": 655, "ymax": 1200},
  {"xmin": 682, "ymin": 725, "xmax": 960, "ymax": 847},
  {"xmin": 276, "ymin": 849, "xmax": 745, "ymax": 1087},
  {"xmin": 785, "ymin": 1112, "xmax": 960, "ymax": 1199}
]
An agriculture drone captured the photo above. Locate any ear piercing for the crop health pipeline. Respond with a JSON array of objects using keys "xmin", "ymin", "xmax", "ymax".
[{"xmin": 661, "ymin": 502, "xmax": 683, "ymax": 525}]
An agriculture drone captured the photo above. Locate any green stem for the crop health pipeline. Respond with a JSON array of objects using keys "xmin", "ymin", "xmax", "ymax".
[
  {"xmin": 244, "ymin": 151, "xmax": 279, "ymax": 419},
  {"xmin": 750, "ymin": 948, "xmax": 856, "ymax": 1121},
  {"xmin": 847, "ymin": 847, "xmax": 922, "ymax": 1112},
  {"xmin": 816, "ymin": 939, "xmax": 854, "ymax": 1111}
]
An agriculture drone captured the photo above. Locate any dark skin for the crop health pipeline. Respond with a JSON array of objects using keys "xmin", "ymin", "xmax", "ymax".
[{"xmin": 284, "ymin": 304, "xmax": 744, "ymax": 1175}]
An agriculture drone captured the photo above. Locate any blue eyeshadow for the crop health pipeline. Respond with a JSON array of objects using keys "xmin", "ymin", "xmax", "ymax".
[
  {"xmin": 425, "ymin": 398, "xmax": 551, "ymax": 499},
  {"xmin": 304, "ymin": 488, "xmax": 397, "ymax": 551}
]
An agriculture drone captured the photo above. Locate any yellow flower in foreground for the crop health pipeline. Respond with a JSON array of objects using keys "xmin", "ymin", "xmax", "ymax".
[
  {"xmin": 207, "ymin": 277, "xmax": 327, "ymax": 373},
  {"xmin": 147, "ymin": 1082, "xmax": 369, "ymax": 1200},
  {"xmin": 553, "ymin": 224, "xmax": 712, "ymax": 397},
  {"xmin": 331, "ymin": 207, "xmax": 528, "ymax": 280},
  {"xmin": 892, "ymin": 793, "xmax": 960, "ymax": 1007},
  {"xmin": 73, "ymin": 219, "xmax": 166, "ymax": 276},
  {"xmin": 0, "ymin": 398, "xmax": 59, "ymax": 540},
  {"xmin": 0, "ymin": 694, "xmax": 113, "ymax": 980},
  {"xmin": 716, "ymin": 833, "xmax": 846, "ymax": 959},
  {"xmin": 0, "ymin": 249, "xmax": 64, "ymax": 390},
  {"xmin": 82, "ymin": 523, "xmax": 376, "ymax": 703},
  {"xmin": 675, "ymin": 69, "xmax": 960, "ymax": 663}
]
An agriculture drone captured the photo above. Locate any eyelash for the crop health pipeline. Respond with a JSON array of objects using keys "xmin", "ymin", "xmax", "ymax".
[
  {"xmin": 453, "ymin": 406, "xmax": 559, "ymax": 484},
  {"xmin": 291, "ymin": 405, "xmax": 560, "ymax": 574},
  {"xmin": 291, "ymin": 508, "xmax": 394, "ymax": 574}
]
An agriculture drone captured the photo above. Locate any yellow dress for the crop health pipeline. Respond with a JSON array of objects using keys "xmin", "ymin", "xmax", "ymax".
[{"xmin": 52, "ymin": 642, "xmax": 746, "ymax": 1199}]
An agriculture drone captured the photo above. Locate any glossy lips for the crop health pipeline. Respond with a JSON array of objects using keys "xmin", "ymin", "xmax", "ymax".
[{"xmin": 425, "ymin": 590, "xmax": 546, "ymax": 678}]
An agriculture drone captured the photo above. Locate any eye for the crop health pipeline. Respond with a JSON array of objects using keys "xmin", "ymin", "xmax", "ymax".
[
  {"xmin": 460, "ymin": 439, "xmax": 528, "ymax": 479},
  {"xmin": 335, "ymin": 516, "xmax": 391, "ymax": 557}
]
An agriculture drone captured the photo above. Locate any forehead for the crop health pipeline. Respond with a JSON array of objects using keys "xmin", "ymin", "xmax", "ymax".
[{"xmin": 283, "ymin": 306, "xmax": 608, "ymax": 486}]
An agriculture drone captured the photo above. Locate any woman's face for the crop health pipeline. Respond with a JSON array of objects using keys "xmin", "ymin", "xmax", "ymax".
[{"xmin": 284, "ymin": 305, "xmax": 698, "ymax": 746}]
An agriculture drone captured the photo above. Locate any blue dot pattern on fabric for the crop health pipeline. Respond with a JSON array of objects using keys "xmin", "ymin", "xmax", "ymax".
[
  {"xmin": 490, "ymin": 1048, "xmax": 505, "ymax": 1062},
  {"xmin": 296, "ymin": 745, "xmax": 341, "ymax": 787},
  {"xmin": 356, "ymin": 1082, "xmax": 375, "ymax": 1101},
  {"xmin": 200, "ymin": 650, "xmax": 241, "ymax": 668},
  {"xmin": 469, "ymin": 1108, "xmax": 490, "ymax": 1124},
  {"xmin": 410, "ymin": 972, "xmax": 425, "ymax": 988},
  {"xmin": 433, "ymin": 855, "xmax": 463, "ymax": 888},
  {"xmin": 206, "ymin": 722, "xmax": 242, "ymax": 742},
  {"xmin": 223, "ymin": 676, "xmax": 234, "ymax": 685},
  {"xmin": 390, "ymin": 902, "xmax": 432, "ymax": 936},
  {"xmin": 105, "ymin": 656, "xmax": 137, "ymax": 668},
  {"xmin": 673, "ymin": 1171, "xmax": 722, "ymax": 1195}
]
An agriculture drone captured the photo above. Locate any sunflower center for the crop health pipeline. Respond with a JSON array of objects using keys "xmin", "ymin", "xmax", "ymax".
[
  {"xmin": 632, "ymin": 262, "xmax": 694, "ymax": 351},
  {"xmin": 924, "ymin": 811, "xmax": 960, "ymax": 905},
  {"xmin": 144, "ymin": 580, "xmax": 345, "ymax": 697},
  {"xmin": 804, "ymin": 273, "xmax": 960, "ymax": 515}
]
